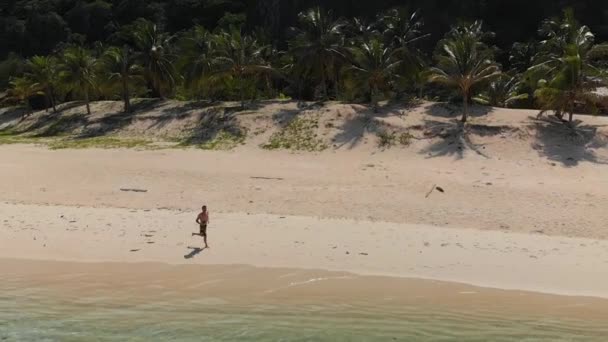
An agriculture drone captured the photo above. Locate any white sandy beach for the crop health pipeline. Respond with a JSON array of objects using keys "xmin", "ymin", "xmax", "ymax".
[{"xmin": 1, "ymin": 134, "xmax": 608, "ymax": 298}]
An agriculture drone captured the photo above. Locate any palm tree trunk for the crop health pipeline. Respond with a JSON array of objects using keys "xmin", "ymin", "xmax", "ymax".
[
  {"xmin": 461, "ymin": 92, "xmax": 469, "ymax": 123},
  {"xmin": 122, "ymin": 78, "xmax": 131, "ymax": 113},
  {"xmin": 51, "ymin": 94, "xmax": 57, "ymax": 113},
  {"xmin": 568, "ymin": 112, "xmax": 574, "ymax": 123},
  {"xmin": 85, "ymin": 90, "xmax": 91, "ymax": 115},
  {"xmin": 321, "ymin": 62, "xmax": 327, "ymax": 100},
  {"xmin": 44, "ymin": 91, "xmax": 50, "ymax": 113},
  {"xmin": 371, "ymin": 86, "xmax": 378, "ymax": 113},
  {"xmin": 239, "ymin": 74, "xmax": 245, "ymax": 109}
]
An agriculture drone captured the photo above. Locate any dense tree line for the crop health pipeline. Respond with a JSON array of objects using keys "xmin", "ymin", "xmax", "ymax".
[{"xmin": 2, "ymin": 0, "xmax": 608, "ymax": 124}]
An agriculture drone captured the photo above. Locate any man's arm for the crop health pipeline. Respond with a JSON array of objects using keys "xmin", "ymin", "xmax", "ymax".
[{"xmin": 196, "ymin": 214, "xmax": 201, "ymax": 224}]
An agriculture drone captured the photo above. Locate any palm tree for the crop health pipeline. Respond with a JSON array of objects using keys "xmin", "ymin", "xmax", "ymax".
[
  {"xmin": 177, "ymin": 25, "xmax": 215, "ymax": 99},
  {"xmin": 473, "ymin": 73, "xmax": 528, "ymax": 107},
  {"xmin": 378, "ymin": 8, "xmax": 428, "ymax": 56},
  {"xmin": 101, "ymin": 46, "xmax": 142, "ymax": 113},
  {"xmin": 509, "ymin": 41, "xmax": 540, "ymax": 73},
  {"xmin": 344, "ymin": 38, "xmax": 401, "ymax": 110},
  {"xmin": 534, "ymin": 46, "xmax": 602, "ymax": 123},
  {"xmin": 429, "ymin": 22, "xmax": 501, "ymax": 123},
  {"xmin": 7, "ymin": 77, "xmax": 37, "ymax": 108},
  {"xmin": 377, "ymin": 8, "xmax": 429, "ymax": 97},
  {"xmin": 26, "ymin": 55, "xmax": 60, "ymax": 112},
  {"xmin": 344, "ymin": 17, "xmax": 378, "ymax": 43},
  {"xmin": 530, "ymin": 9, "xmax": 607, "ymax": 123},
  {"xmin": 289, "ymin": 7, "xmax": 346, "ymax": 100},
  {"xmin": 60, "ymin": 47, "xmax": 97, "ymax": 115},
  {"xmin": 211, "ymin": 29, "xmax": 275, "ymax": 108},
  {"xmin": 130, "ymin": 19, "xmax": 176, "ymax": 98}
]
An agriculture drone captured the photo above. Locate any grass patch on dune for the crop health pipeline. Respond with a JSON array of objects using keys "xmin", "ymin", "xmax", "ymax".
[
  {"xmin": 0, "ymin": 130, "xmax": 48, "ymax": 145},
  {"xmin": 376, "ymin": 130, "xmax": 413, "ymax": 148},
  {"xmin": 262, "ymin": 116, "xmax": 327, "ymax": 151},
  {"xmin": 197, "ymin": 130, "xmax": 246, "ymax": 150},
  {"xmin": 176, "ymin": 129, "xmax": 247, "ymax": 150},
  {"xmin": 48, "ymin": 136, "xmax": 154, "ymax": 150},
  {"xmin": 0, "ymin": 129, "xmax": 156, "ymax": 149}
]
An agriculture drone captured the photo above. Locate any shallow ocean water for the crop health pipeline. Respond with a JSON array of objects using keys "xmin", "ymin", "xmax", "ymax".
[{"xmin": 2, "ymin": 261, "xmax": 608, "ymax": 341}]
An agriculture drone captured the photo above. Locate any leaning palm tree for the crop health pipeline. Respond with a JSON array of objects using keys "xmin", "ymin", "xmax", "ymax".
[
  {"xmin": 26, "ymin": 55, "xmax": 60, "ymax": 112},
  {"xmin": 530, "ymin": 9, "xmax": 608, "ymax": 123},
  {"xmin": 211, "ymin": 29, "xmax": 275, "ymax": 108},
  {"xmin": 344, "ymin": 38, "xmax": 401, "ymax": 110},
  {"xmin": 289, "ymin": 7, "xmax": 346, "ymax": 100},
  {"xmin": 101, "ymin": 46, "xmax": 143, "ymax": 113},
  {"xmin": 130, "ymin": 19, "xmax": 176, "ymax": 98},
  {"xmin": 60, "ymin": 47, "xmax": 97, "ymax": 115},
  {"xmin": 534, "ymin": 46, "xmax": 602, "ymax": 123},
  {"xmin": 429, "ymin": 23, "xmax": 501, "ymax": 123},
  {"xmin": 7, "ymin": 77, "xmax": 38, "ymax": 108}
]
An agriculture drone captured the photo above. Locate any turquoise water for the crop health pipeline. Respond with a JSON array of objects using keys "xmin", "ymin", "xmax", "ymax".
[
  {"xmin": 2, "ymin": 262, "xmax": 608, "ymax": 341},
  {"xmin": 3, "ymin": 289, "xmax": 608, "ymax": 341}
]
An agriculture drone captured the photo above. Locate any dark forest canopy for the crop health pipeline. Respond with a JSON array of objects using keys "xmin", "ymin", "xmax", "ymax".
[
  {"xmin": 2, "ymin": 0, "xmax": 608, "ymax": 123},
  {"xmin": 2, "ymin": 0, "xmax": 608, "ymax": 58}
]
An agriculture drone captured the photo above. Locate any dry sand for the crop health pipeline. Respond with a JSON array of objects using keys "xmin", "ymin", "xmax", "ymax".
[{"xmin": 1, "ymin": 131, "xmax": 608, "ymax": 298}]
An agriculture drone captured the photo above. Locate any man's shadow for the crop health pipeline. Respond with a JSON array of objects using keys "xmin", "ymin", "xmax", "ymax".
[{"xmin": 184, "ymin": 246, "xmax": 206, "ymax": 259}]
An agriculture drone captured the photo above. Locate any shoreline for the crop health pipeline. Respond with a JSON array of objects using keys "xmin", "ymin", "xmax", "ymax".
[
  {"xmin": 3, "ymin": 201, "xmax": 608, "ymax": 299},
  {"xmin": 3, "ymin": 258, "xmax": 608, "ymax": 323}
]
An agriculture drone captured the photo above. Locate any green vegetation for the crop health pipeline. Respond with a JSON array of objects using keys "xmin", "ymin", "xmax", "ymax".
[
  {"xmin": 376, "ymin": 130, "xmax": 413, "ymax": 148},
  {"xmin": 376, "ymin": 130, "xmax": 396, "ymax": 147},
  {"xmin": 263, "ymin": 116, "xmax": 327, "ymax": 151},
  {"xmin": 100, "ymin": 46, "xmax": 143, "ymax": 113},
  {"xmin": 429, "ymin": 22, "xmax": 501, "ymax": 123},
  {"xmin": 47, "ymin": 137, "xmax": 153, "ymax": 150},
  {"xmin": 0, "ymin": 130, "xmax": 47, "ymax": 145},
  {"xmin": 60, "ymin": 47, "xmax": 97, "ymax": 115},
  {"xmin": 0, "ymin": 1, "xmax": 607, "ymax": 132},
  {"xmin": 195, "ymin": 130, "xmax": 247, "ymax": 150},
  {"xmin": 0, "ymin": 130, "xmax": 152, "ymax": 149},
  {"xmin": 531, "ymin": 10, "xmax": 608, "ymax": 122}
]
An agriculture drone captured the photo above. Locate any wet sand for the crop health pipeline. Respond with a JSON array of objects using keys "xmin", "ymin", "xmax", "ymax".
[{"xmin": 3, "ymin": 258, "xmax": 608, "ymax": 322}]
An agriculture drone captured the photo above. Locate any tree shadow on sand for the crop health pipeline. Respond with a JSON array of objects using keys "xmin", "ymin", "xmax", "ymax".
[
  {"xmin": 179, "ymin": 106, "xmax": 245, "ymax": 145},
  {"xmin": 418, "ymin": 119, "xmax": 514, "ymax": 159},
  {"xmin": 425, "ymin": 102, "xmax": 495, "ymax": 119},
  {"xmin": 7, "ymin": 100, "xmax": 146, "ymax": 138},
  {"xmin": 530, "ymin": 116, "xmax": 608, "ymax": 167},
  {"xmin": 332, "ymin": 103, "xmax": 409, "ymax": 149},
  {"xmin": 0, "ymin": 107, "xmax": 31, "ymax": 129}
]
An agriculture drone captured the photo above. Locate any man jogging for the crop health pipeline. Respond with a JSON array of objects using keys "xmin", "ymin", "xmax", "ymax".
[{"xmin": 195, "ymin": 205, "xmax": 210, "ymax": 248}]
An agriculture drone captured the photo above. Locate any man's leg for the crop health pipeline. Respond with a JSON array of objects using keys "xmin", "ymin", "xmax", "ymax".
[{"xmin": 203, "ymin": 225, "xmax": 209, "ymax": 248}]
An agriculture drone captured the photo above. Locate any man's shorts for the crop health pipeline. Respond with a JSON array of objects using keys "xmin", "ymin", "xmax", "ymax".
[{"xmin": 199, "ymin": 224, "xmax": 207, "ymax": 236}]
